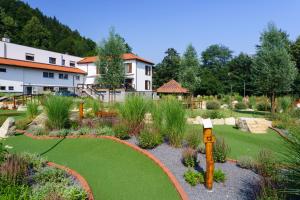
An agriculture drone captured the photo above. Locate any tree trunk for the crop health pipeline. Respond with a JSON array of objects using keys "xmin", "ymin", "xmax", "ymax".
[{"xmin": 271, "ymin": 92, "xmax": 276, "ymax": 114}]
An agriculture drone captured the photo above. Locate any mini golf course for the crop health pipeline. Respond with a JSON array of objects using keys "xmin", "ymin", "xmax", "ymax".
[{"xmin": 4, "ymin": 135, "xmax": 181, "ymax": 200}]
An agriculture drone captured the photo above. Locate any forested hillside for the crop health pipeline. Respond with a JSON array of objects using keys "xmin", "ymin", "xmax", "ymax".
[{"xmin": 0, "ymin": 0, "xmax": 96, "ymax": 56}]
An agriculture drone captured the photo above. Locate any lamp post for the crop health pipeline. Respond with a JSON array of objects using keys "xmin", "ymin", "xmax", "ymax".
[{"xmin": 202, "ymin": 118, "xmax": 216, "ymax": 190}]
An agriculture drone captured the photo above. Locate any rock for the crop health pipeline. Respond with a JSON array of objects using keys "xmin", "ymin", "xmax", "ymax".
[
  {"xmin": 187, "ymin": 118, "xmax": 195, "ymax": 124},
  {"xmin": 221, "ymin": 104, "xmax": 229, "ymax": 109},
  {"xmin": 0, "ymin": 117, "xmax": 15, "ymax": 138},
  {"xmin": 195, "ymin": 116, "xmax": 203, "ymax": 124},
  {"xmin": 17, "ymin": 105, "xmax": 27, "ymax": 111},
  {"xmin": 236, "ymin": 117, "xmax": 271, "ymax": 133},
  {"xmin": 28, "ymin": 112, "xmax": 47, "ymax": 130},
  {"xmin": 212, "ymin": 118, "xmax": 225, "ymax": 125},
  {"xmin": 225, "ymin": 117, "xmax": 236, "ymax": 125}
]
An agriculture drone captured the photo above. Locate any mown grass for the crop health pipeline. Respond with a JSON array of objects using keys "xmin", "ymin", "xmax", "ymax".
[
  {"xmin": 186, "ymin": 125, "xmax": 286, "ymax": 160},
  {"xmin": 4, "ymin": 135, "xmax": 181, "ymax": 200}
]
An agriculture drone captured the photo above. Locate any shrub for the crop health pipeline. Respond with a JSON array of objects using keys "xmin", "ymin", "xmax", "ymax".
[
  {"xmin": 199, "ymin": 142, "xmax": 206, "ymax": 154},
  {"xmin": 185, "ymin": 129, "xmax": 201, "ymax": 150},
  {"xmin": 206, "ymin": 100, "xmax": 220, "ymax": 110},
  {"xmin": 235, "ymin": 102, "xmax": 248, "ymax": 110},
  {"xmin": 94, "ymin": 126, "xmax": 114, "ymax": 136},
  {"xmin": 213, "ymin": 138, "xmax": 230, "ymax": 163},
  {"xmin": 118, "ymin": 95, "xmax": 149, "ymax": 135},
  {"xmin": 34, "ymin": 167, "xmax": 70, "ymax": 185},
  {"xmin": 77, "ymin": 127, "xmax": 91, "ymax": 135},
  {"xmin": 43, "ymin": 96, "xmax": 73, "ymax": 129},
  {"xmin": 15, "ymin": 118, "xmax": 32, "ymax": 130},
  {"xmin": 113, "ymin": 123, "xmax": 130, "ymax": 140},
  {"xmin": 249, "ymin": 96, "xmax": 257, "ymax": 109},
  {"xmin": 184, "ymin": 169, "xmax": 204, "ymax": 186},
  {"xmin": 290, "ymin": 108, "xmax": 300, "ymax": 118},
  {"xmin": 19, "ymin": 153, "xmax": 46, "ymax": 171},
  {"xmin": 182, "ymin": 148, "xmax": 197, "ymax": 168},
  {"xmin": 49, "ymin": 129, "xmax": 70, "ymax": 137},
  {"xmin": 257, "ymin": 102, "xmax": 271, "ymax": 111},
  {"xmin": 277, "ymin": 96, "xmax": 293, "ymax": 113},
  {"xmin": 162, "ymin": 97, "xmax": 186, "ymax": 147},
  {"xmin": 256, "ymin": 149, "xmax": 277, "ymax": 177},
  {"xmin": 138, "ymin": 127, "xmax": 163, "ymax": 149},
  {"xmin": 237, "ymin": 156, "xmax": 256, "ymax": 170},
  {"xmin": 213, "ymin": 169, "xmax": 226, "ymax": 183},
  {"xmin": 85, "ymin": 98, "xmax": 102, "ymax": 116},
  {"xmin": 202, "ymin": 110, "xmax": 224, "ymax": 119},
  {"xmin": 0, "ymin": 181, "xmax": 31, "ymax": 199},
  {"xmin": 0, "ymin": 154, "xmax": 30, "ymax": 185},
  {"xmin": 29, "ymin": 127, "xmax": 48, "ymax": 136},
  {"xmin": 26, "ymin": 101, "xmax": 39, "ymax": 119}
]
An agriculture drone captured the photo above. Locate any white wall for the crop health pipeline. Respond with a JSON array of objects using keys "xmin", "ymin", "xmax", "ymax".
[
  {"xmin": 0, "ymin": 41, "xmax": 82, "ymax": 67},
  {"xmin": 0, "ymin": 65, "xmax": 84, "ymax": 93},
  {"xmin": 77, "ymin": 63, "xmax": 98, "ymax": 84},
  {"xmin": 136, "ymin": 61, "xmax": 152, "ymax": 91}
]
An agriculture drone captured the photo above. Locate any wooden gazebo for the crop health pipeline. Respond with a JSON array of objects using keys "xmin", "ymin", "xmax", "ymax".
[{"xmin": 156, "ymin": 80, "xmax": 189, "ymax": 95}]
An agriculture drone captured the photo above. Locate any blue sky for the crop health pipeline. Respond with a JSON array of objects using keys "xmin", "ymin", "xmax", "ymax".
[{"xmin": 24, "ymin": 0, "xmax": 300, "ymax": 63}]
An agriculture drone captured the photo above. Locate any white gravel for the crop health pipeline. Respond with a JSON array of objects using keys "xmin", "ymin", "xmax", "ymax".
[{"xmin": 128, "ymin": 137, "xmax": 260, "ymax": 200}]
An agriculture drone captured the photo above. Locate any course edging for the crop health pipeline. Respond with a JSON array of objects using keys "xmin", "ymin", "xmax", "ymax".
[
  {"xmin": 16, "ymin": 130, "xmax": 189, "ymax": 200},
  {"xmin": 47, "ymin": 162, "xmax": 94, "ymax": 200}
]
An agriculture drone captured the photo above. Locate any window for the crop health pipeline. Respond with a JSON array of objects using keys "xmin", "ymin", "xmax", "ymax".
[
  {"xmin": 70, "ymin": 61, "xmax": 75, "ymax": 67},
  {"xmin": 0, "ymin": 86, "xmax": 5, "ymax": 91},
  {"xmin": 62, "ymin": 59, "xmax": 65, "ymax": 66},
  {"xmin": 75, "ymin": 75, "xmax": 80, "ymax": 80},
  {"xmin": 0, "ymin": 68, "xmax": 6, "ymax": 72},
  {"xmin": 145, "ymin": 65, "xmax": 151, "ymax": 76},
  {"xmin": 145, "ymin": 80, "xmax": 151, "ymax": 90},
  {"xmin": 43, "ymin": 87, "xmax": 54, "ymax": 91},
  {"xmin": 43, "ymin": 72, "xmax": 54, "ymax": 78},
  {"xmin": 125, "ymin": 63, "xmax": 132, "ymax": 73},
  {"xmin": 8, "ymin": 86, "xmax": 14, "ymax": 91},
  {"xmin": 25, "ymin": 53, "xmax": 34, "ymax": 61},
  {"xmin": 59, "ymin": 73, "xmax": 68, "ymax": 80},
  {"xmin": 49, "ymin": 57, "xmax": 56, "ymax": 64}
]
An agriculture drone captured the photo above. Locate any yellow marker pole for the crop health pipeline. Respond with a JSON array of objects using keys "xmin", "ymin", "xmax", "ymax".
[
  {"xmin": 79, "ymin": 101, "xmax": 84, "ymax": 120},
  {"xmin": 202, "ymin": 119, "xmax": 216, "ymax": 190}
]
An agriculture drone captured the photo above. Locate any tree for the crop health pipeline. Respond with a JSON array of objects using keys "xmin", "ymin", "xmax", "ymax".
[
  {"xmin": 153, "ymin": 48, "xmax": 181, "ymax": 88},
  {"xmin": 179, "ymin": 44, "xmax": 201, "ymax": 94},
  {"xmin": 201, "ymin": 44, "xmax": 233, "ymax": 69},
  {"xmin": 96, "ymin": 29, "xmax": 127, "ymax": 101},
  {"xmin": 21, "ymin": 16, "xmax": 51, "ymax": 49},
  {"xmin": 252, "ymin": 23, "xmax": 297, "ymax": 113},
  {"xmin": 116, "ymin": 33, "xmax": 132, "ymax": 53},
  {"xmin": 227, "ymin": 53, "xmax": 254, "ymax": 96}
]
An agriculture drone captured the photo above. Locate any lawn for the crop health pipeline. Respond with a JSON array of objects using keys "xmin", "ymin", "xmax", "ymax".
[
  {"xmin": 0, "ymin": 109, "xmax": 26, "ymax": 124},
  {"xmin": 186, "ymin": 108, "xmax": 269, "ymax": 118},
  {"xmin": 3, "ymin": 135, "xmax": 181, "ymax": 200},
  {"xmin": 187, "ymin": 125, "xmax": 286, "ymax": 160}
]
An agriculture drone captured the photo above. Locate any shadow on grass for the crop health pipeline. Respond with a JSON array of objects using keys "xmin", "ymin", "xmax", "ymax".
[
  {"xmin": 234, "ymin": 110, "xmax": 268, "ymax": 116},
  {"xmin": 39, "ymin": 137, "xmax": 66, "ymax": 156}
]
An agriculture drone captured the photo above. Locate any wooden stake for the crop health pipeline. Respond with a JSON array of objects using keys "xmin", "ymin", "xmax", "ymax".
[
  {"xmin": 203, "ymin": 120, "xmax": 216, "ymax": 190},
  {"xmin": 79, "ymin": 102, "xmax": 84, "ymax": 120},
  {"xmin": 13, "ymin": 96, "xmax": 16, "ymax": 109}
]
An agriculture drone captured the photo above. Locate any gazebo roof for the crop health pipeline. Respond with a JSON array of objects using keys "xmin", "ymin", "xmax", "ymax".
[{"xmin": 156, "ymin": 80, "xmax": 189, "ymax": 94}]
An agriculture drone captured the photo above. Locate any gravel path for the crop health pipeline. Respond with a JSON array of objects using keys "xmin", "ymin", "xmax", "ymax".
[{"xmin": 128, "ymin": 137, "xmax": 260, "ymax": 200}]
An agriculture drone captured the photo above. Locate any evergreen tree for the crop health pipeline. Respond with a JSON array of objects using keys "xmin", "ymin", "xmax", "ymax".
[
  {"xmin": 153, "ymin": 48, "xmax": 181, "ymax": 88},
  {"xmin": 253, "ymin": 23, "xmax": 297, "ymax": 113},
  {"xmin": 201, "ymin": 44, "xmax": 232, "ymax": 69},
  {"xmin": 21, "ymin": 16, "xmax": 51, "ymax": 49},
  {"xmin": 96, "ymin": 29, "xmax": 126, "ymax": 97}
]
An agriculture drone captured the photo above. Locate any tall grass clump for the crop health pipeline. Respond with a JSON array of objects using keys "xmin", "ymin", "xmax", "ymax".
[
  {"xmin": 43, "ymin": 96, "xmax": 73, "ymax": 129},
  {"xmin": 118, "ymin": 95, "xmax": 149, "ymax": 134},
  {"xmin": 277, "ymin": 96, "xmax": 293, "ymax": 113},
  {"xmin": 26, "ymin": 101, "xmax": 39, "ymax": 119},
  {"xmin": 161, "ymin": 97, "xmax": 186, "ymax": 147},
  {"xmin": 85, "ymin": 98, "xmax": 102, "ymax": 116}
]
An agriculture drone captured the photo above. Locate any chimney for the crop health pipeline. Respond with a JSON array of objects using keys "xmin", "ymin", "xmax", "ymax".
[{"xmin": 2, "ymin": 37, "xmax": 10, "ymax": 43}]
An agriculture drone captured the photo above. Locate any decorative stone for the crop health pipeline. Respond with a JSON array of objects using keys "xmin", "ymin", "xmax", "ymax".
[
  {"xmin": 221, "ymin": 104, "xmax": 229, "ymax": 109},
  {"xmin": 225, "ymin": 117, "xmax": 236, "ymax": 125},
  {"xmin": 0, "ymin": 117, "xmax": 15, "ymax": 138},
  {"xmin": 212, "ymin": 118, "xmax": 225, "ymax": 125},
  {"xmin": 17, "ymin": 105, "xmax": 27, "ymax": 111},
  {"xmin": 236, "ymin": 117, "xmax": 272, "ymax": 134}
]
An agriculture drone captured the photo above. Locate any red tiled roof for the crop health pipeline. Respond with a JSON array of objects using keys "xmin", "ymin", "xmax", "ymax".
[
  {"xmin": 0, "ymin": 57, "xmax": 86, "ymax": 74},
  {"xmin": 78, "ymin": 53, "xmax": 154, "ymax": 65},
  {"xmin": 156, "ymin": 80, "xmax": 189, "ymax": 94}
]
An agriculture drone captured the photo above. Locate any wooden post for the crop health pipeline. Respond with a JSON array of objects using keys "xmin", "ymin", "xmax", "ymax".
[
  {"xmin": 13, "ymin": 96, "xmax": 16, "ymax": 109},
  {"xmin": 202, "ymin": 119, "xmax": 216, "ymax": 190},
  {"xmin": 79, "ymin": 101, "xmax": 84, "ymax": 120},
  {"xmin": 22, "ymin": 95, "xmax": 25, "ymax": 105}
]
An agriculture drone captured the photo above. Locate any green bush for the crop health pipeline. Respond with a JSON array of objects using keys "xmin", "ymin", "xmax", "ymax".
[
  {"xmin": 34, "ymin": 167, "xmax": 70, "ymax": 185},
  {"xmin": 277, "ymin": 96, "xmax": 293, "ymax": 113},
  {"xmin": 185, "ymin": 129, "xmax": 201, "ymax": 150},
  {"xmin": 237, "ymin": 156, "xmax": 256, "ymax": 170},
  {"xmin": 26, "ymin": 101, "xmax": 39, "ymax": 119},
  {"xmin": 118, "ymin": 95, "xmax": 149, "ymax": 134},
  {"xmin": 43, "ymin": 96, "xmax": 73, "ymax": 129},
  {"xmin": 184, "ymin": 169, "xmax": 204, "ymax": 186},
  {"xmin": 213, "ymin": 169, "xmax": 226, "ymax": 183},
  {"xmin": 257, "ymin": 102, "xmax": 271, "ymax": 111},
  {"xmin": 138, "ymin": 127, "xmax": 163, "ymax": 149},
  {"xmin": 77, "ymin": 127, "xmax": 91, "ymax": 135},
  {"xmin": 199, "ymin": 142, "xmax": 206, "ymax": 154},
  {"xmin": 290, "ymin": 109, "xmax": 300, "ymax": 118},
  {"xmin": 49, "ymin": 129, "xmax": 70, "ymax": 137},
  {"xmin": 256, "ymin": 149, "xmax": 277, "ymax": 177},
  {"xmin": 213, "ymin": 138, "xmax": 230, "ymax": 163},
  {"xmin": 0, "ymin": 180, "xmax": 31, "ymax": 200},
  {"xmin": 113, "ymin": 123, "xmax": 130, "ymax": 140},
  {"xmin": 182, "ymin": 148, "xmax": 197, "ymax": 168},
  {"xmin": 29, "ymin": 127, "xmax": 48, "ymax": 136},
  {"xmin": 94, "ymin": 126, "xmax": 115, "ymax": 136},
  {"xmin": 206, "ymin": 100, "xmax": 220, "ymax": 110},
  {"xmin": 19, "ymin": 153, "xmax": 46, "ymax": 171},
  {"xmin": 235, "ymin": 102, "xmax": 248, "ymax": 110},
  {"xmin": 85, "ymin": 98, "xmax": 102, "ymax": 116},
  {"xmin": 202, "ymin": 110, "xmax": 224, "ymax": 119},
  {"xmin": 162, "ymin": 98, "xmax": 186, "ymax": 147},
  {"xmin": 15, "ymin": 118, "xmax": 32, "ymax": 130},
  {"xmin": 249, "ymin": 96, "xmax": 257, "ymax": 109}
]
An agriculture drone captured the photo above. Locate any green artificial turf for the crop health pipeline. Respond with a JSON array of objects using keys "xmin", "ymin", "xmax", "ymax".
[
  {"xmin": 187, "ymin": 125, "xmax": 286, "ymax": 160},
  {"xmin": 4, "ymin": 135, "xmax": 180, "ymax": 200},
  {"xmin": 186, "ymin": 109, "xmax": 269, "ymax": 118}
]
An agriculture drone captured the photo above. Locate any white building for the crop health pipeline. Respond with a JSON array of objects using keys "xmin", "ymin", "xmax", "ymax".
[{"xmin": 0, "ymin": 38, "xmax": 154, "ymax": 96}]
